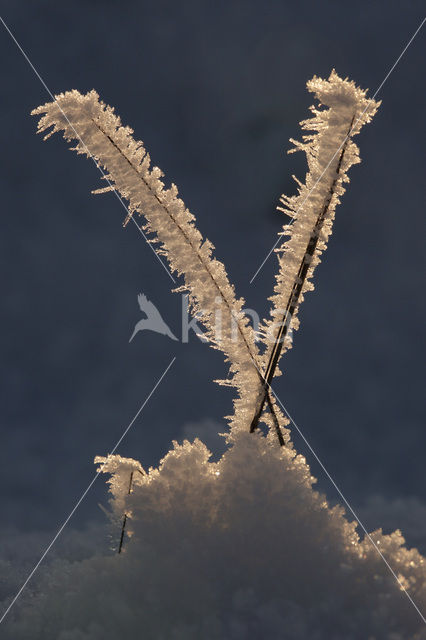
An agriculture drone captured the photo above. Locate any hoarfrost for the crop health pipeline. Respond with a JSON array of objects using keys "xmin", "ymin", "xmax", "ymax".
[{"xmin": 3, "ymin": 433, "xmax": 426, "ymax": 639}]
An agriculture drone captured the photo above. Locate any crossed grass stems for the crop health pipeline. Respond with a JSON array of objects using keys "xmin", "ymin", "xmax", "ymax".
[
  {"xmin": 91, "ymin": 112, "xmax": 354, "ymax": 456},
  {"xmin": 0, "ymin": 11, "xmax": 424, "ymax": 626},
  {"xmin": 117, "ymin": 117, "xmax": 356, "ymax": 552}
]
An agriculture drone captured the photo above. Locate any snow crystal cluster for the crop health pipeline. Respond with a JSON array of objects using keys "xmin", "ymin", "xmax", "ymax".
[{"xmin": 2, "ymin": 432, "xmax": 426, "ymax": 639}]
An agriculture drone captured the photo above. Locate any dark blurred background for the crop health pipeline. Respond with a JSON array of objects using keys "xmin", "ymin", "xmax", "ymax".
[{"xmin": 0, "ymin": 1, "xmax": 424, "ymax": 542}]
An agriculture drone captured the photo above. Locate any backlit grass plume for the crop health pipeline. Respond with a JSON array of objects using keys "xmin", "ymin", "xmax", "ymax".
[
  {"xmin": 251, "ymin": 70, "xmax": 379, "ymax": 432},
  {"xmin": 32, "ymin": 70, "xmax": 379, "ymax": 446}
]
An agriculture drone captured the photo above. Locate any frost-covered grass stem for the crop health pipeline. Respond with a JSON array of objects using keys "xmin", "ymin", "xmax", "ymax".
[{"xmin": 250, "ymin": 116, "xmax": 355, "ymax": 436}]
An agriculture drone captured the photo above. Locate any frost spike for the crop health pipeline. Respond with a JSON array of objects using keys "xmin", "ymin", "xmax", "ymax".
[
  {"xmin": 250, "ymin": 116, "xmax": 354, "ymax": 435},
  {"xmin": 252, "ymin": 71, "xmax": 379, "ymax": 438},
  {"xmin": 32, "ymin": 91, "xmax": 283, "ymax": 438}
]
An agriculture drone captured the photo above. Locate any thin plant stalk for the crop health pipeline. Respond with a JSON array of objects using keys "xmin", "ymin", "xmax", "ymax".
[
  {"xmin": 250, "ymin": 117, "xmax": 355, "ymax": 437},
  {"xmin": 118, "ymin": 471, "xmax": 134, "ymax": 554}
]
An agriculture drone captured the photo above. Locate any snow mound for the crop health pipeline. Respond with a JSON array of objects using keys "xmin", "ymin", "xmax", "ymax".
[{"xmin": 4, "ymin": 432, "xmax": 426, "ymax": 639}]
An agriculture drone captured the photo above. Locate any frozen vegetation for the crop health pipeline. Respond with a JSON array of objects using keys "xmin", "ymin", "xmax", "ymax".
[{"xmin": 1, "ymin": 71, "xmax": 424, "ymax": 638}]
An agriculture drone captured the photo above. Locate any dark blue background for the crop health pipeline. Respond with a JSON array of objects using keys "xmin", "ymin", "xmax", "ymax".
[{"xmin": 0, "ymin": 1, "xmax": 424, "ymax": 537}]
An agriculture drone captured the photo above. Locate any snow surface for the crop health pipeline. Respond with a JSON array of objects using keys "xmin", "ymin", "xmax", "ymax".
[{"xmin": 3, "ymin": 431, "xmax": 425, "ymax": 639}]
